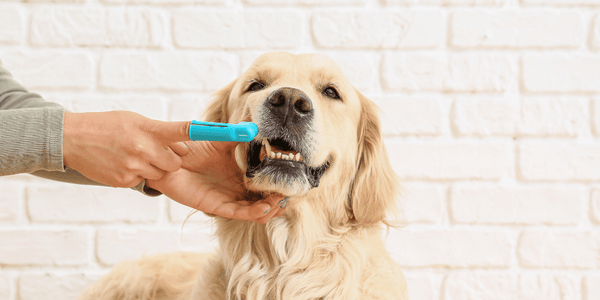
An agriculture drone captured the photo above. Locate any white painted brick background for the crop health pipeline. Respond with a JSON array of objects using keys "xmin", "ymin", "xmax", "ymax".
[{"xmin": 1, "ymin": 0, "xmax": 600, "ymax": 299}]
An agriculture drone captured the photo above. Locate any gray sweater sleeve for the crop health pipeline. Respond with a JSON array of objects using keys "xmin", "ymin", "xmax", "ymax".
[
  {"xmin": 0, "ymin": 63, "xmax": 66, "ymax": 175},
  {"xmin": 0, "ymin": 62, "xmax": 160, "ymax": 196}
]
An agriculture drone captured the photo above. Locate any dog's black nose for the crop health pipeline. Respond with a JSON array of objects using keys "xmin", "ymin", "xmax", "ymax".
[{"xmin": 265, "ymin": 88, "xmax": 313, "ymax": 124}]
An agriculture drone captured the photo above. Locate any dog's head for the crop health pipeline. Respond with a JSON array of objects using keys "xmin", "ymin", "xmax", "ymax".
[{"xmin": 204, "ymin": 52, "xmax": 398, "ymax": 225}]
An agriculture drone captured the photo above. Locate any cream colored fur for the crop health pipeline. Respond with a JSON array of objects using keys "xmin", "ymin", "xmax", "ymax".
[{"xmin": 78, "ymin": 52, "xmax": 408, "ymax": 300}]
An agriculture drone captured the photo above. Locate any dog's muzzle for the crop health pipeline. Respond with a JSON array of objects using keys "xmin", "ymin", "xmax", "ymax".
[{"xmin": 246, "ymin": 87, "xmax": 330, "ymax": 191}]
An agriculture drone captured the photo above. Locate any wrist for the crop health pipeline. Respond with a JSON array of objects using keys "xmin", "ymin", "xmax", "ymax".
[{"xmin": 62, "ymin": 111, "xmax": 81, "ymax": 168}]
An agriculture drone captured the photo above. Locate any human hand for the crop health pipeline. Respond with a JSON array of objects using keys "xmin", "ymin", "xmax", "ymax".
[
  {"xmin": 63, "ymin": 111, "xmax": 190, "ymax": 188},
  {"xmin": 146, "ymin": 141, "xmax": 287, "ymax": 224}
]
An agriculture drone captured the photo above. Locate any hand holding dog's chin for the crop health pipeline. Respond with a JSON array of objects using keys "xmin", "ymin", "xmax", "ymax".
[{"xmin": 146, "ymin": 141, "xmax": 286, "ymax": 224}]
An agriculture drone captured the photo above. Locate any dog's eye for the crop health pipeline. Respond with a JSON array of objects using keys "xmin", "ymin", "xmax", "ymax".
[
  {"xmin": 247, "ymin": 81, "xmax": 266, "ymax": 92},
  {"xmin": 322, "ymin": 87, "xmax": 340, "ymax": 100}
]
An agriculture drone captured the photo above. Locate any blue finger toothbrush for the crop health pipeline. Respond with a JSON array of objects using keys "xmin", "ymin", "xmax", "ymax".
[{"xmin": 188, "ymin": 121, "xmax": 259, "ymax": 142}]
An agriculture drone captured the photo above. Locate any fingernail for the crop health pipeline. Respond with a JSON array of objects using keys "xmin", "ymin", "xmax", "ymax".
[
  {"xmin": 264, "ymin": 208, "xmax": 272, "ymax": 214},
  {"xmin": 276, "ymin": 198, "xmax": 286, "ymax": 206},
  {"xmin": 280, "ymin": 197, "xmax": 290, "ymax": 209},
  {"xmin": 180, "ymin": 142, "xmax": 189, "ymax": 148}
]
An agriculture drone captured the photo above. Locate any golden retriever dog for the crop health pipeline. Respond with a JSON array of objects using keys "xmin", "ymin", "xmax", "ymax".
[{"xmin": 78, "ymin": 52, "xmax": 408, "ymax": 300}]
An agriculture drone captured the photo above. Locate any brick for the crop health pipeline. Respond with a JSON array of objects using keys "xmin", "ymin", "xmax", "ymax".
[
  {"xmin": 405, "ymin": 274, "xmax": 437, "ymax": 300},
  {"xmin": 71, "ymin": 97, "xmax": 167, "ymax": 121},
  {"xmin": 0, "ymin": 183, "xmax": 20, "ymax": 222},
  {"xmin": 27, "ymin": 184, "xmax": 160, "ymax": 223},
  {"xmin": 382, "ymin": 53, "xmax": 514, "ymax": 92},
  {"xmin": 585, "ymin": 276, "xmax": 600, "ymax": 300},
  {"xmin": 312, "ymin": 10, "xmax": 443, "ymax": 49},
  {"xmin": 99, "ymin": 52, "xmax": 237, "ymax": 91},
  {"xmin": 0, "ymin": 52, "xmax": 93, "ymax": 90},
  {"xmin": 244, "ymin": 10, "xmax": 303, "ymax": 49},
  {"xmin": 31, "ymin": 7, "xmax": 166, "ymax": 48},
  {"xmin": 387, "ymin": 230, "xmax": 511, "ymax": 268},
  {"xmin": 36, "ymin": 95, "xmax": 73, "ymax": 111},
  {"xmin": 168, "ymin": 97, "xmax": 211, "ymax": 122},
  {"xmin": 244, "ymin": 0, "xmax": 366, "ymax": 4},
  {"xmin": 0, "ymin": 274, "xmax": 10, "ymax": 300},
  {"xmin": 327, "ymin": 53, "xmax": 378, "ymax": 91},
  {"xmin": 521, "ymin": 0, "xmax": 600, "ymax": 5},
  {"xmin": 19, "ymin": 273, "xmax": 99, "ymax": 300},
  {"xmin": 523, "ymin": 54, "xmax": 600, "ymax": 93},
  {"xmin": 518, "ymin": 230, "xmax": 600, "ymax": 268},
  {"xmin": 102, "ymin": 0, "xmax": 224, "ymax": 4},
  {"xmin": 0, "ymin": 6, "xmax": 23, "ymax": 45},
  {"xmin": 450, "ymin": 184, "xmax": 583, "ymax": 225},
  {"xmin": 173, "ymin": 9, "xmax": 243, "ymax": 49},
  {"xmin": 178, "ymin": 227, "xmax": 218, "ymax": 252},
  {"xmin": 452, "ymin": 96, "xmax": 518, "ymax": 136},
  {"xmin": 24, "ymin": 0, "xmax": 85, "ymax": 3},
  {"xmin": 388, "ymin": 0, "xmax": 505, "ymax": 4},
  {"xmin": 387, "ymin": 141, "xmax": 513, "ymax": 180},
  {"xmin": 175, "ymin": 10, "xmax": 303, "ymax": 49},
  {"xmin": 444, "ymin": 273, "xmax": 577, "ymax": 300},
  {"xmin": 451, "ymin": 11, "xmax": 583, "ymax": 48},
  {"xmin": 590, "ymin": 189, "xmax": 600, "ymax": 224},
  {"xmin": 593, "ymin": 15, "xmax": 600, "ymax": 49},
  {"xmin": 593, "ymin": 98, "xmax": 600, "ymax": 136},
  {"xmin": 96, "ymin": 229, "xmax": 181, "ymax": 266},
  {"xmin": 518, "ymin": 97, "xmax": 588, "ymax": 137},
  {"xmin": 398, "ymin": 183, "xmax": 444, "ymax": 224},
  {"xmin": 240, "ymin": 51, "xmax": 266, "ymax": 72},
  {"xmin": 375, "ymin": 97, "xmax": 443, "ymax": 136},
  {"xmin": 96, "ymin": 228, "xmax": 215, "ymax": 266},
  {"xmin": 519, "ymin": 141, "xmax": 600, "ymax": 181},
  {"xmin": 0, "ymin": 230, "xmax": 88, "ymax": 266}
]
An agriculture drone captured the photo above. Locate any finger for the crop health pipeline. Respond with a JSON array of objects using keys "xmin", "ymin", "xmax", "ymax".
[
  {"xmin": 209, "ymin": 140, "xmax": 241, "ymax": 153},
  {"xmin": 265, "ymin": 194, "xmax": 286, "ymax": 208},
  {"xmin": 252, "ymin": 195, "xmax": 287, "ymax": 223},
  {"xmin": 274, "ymin": 209, "xmax": 286, "ymax": 218},
  {"xmin": 214, "ymin": 201, "xmax": 271, "ymax": 221},
  {"xmin": 154, "ymin": 120, "xmax": 191, "ymax": 143},
  {"xmin": 169, "ymin": 142, "xmax": 190, "ymax": 157},
  {"xmin": 254, "ymin": 204, "xmax": 281, "ymax": 224},
  {"xmin": 150, "ymin": 146, "xmax": 183, "ymax": 173},
  {"xmin": 113, "ymin": 175, "xmax": 145, "ymax": 188},
  {"xmin": 139, "ymin": 164, "xmax": 167, "ymax": 180}
]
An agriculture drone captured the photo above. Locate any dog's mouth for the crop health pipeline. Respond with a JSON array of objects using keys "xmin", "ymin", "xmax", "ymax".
[{"xmin": 245, "ymin": 137, "xmax": 330, "ymax": 190}]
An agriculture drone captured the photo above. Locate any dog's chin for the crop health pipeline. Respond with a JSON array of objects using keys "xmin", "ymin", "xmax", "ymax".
[{"xmin": 244, "ymin": 139, "xmax": 330, "ymax": 196}]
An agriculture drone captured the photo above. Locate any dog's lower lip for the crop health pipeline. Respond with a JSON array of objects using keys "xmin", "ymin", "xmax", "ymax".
[{"xmin": 245, "ymin": 139, "xmax": 330, "ymax": 188}]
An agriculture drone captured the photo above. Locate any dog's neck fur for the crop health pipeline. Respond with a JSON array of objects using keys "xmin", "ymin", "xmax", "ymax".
[{"xmin": 215, "ymin": 185, "xmax": 380, "ymax": 300}]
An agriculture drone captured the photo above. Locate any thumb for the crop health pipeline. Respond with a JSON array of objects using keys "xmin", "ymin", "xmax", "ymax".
[{"xmin": 153, "ymin": 120, "xmax": 191, "ymax": 143}]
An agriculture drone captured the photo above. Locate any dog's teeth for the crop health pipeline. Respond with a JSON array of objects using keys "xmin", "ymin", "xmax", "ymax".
[
  {"xmin": 283, "ymin": 154, "xmax": 290, "ymax": 160},
  {"xmin": 271, "ymin": 151, "xmax": 276, "ymax": 158},
  {"xmin": 276, "ymin": 152, "xmax": 282, "ymax": 159},
  {"xmin": 297, "ymin": 153, "xmax": 302, "ymax": 161},
  {"xmin": 263, "ymin": 138, "xmax": 271, "ymax": 154}
]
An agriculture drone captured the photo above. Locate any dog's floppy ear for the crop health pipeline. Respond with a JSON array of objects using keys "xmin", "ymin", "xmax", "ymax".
[
  {"xmin": 349, "ymin": 90, "xmax": 400, "ymax": 225},
  {"xmin": 203, "ymin": 79, "xmax": 237, "ymax": 123}
]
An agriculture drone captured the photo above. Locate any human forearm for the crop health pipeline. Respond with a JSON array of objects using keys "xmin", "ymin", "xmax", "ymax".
[{"xmin": 0, "ymin": 107, "xmax": 65, "ymax": 175}]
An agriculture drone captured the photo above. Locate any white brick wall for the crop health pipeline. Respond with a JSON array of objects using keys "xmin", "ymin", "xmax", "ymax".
[{"xmin": 1, "ymin": 1, "xmax": 599, "ymax": 299}]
